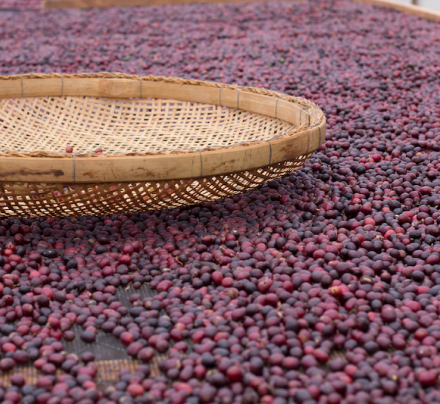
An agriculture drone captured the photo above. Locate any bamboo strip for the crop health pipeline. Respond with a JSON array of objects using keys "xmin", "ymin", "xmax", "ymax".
[{"xmin": 352, "ymin": 0, "xmax": 440, "ymax": 23}]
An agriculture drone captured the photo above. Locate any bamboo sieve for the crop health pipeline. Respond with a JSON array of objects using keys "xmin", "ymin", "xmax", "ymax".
[{"xmin": 0, "ymin": 73, "xmax": 326, "ymax": 217}]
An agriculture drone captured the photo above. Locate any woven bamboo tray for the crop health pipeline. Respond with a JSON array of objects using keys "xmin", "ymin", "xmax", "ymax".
[{"xmin": 0, "ymin": 73, "xmax": 325, "ymax": 217}]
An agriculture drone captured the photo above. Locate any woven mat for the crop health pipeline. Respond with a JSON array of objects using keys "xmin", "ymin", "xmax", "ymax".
[
  {"xmin": 0, "ymin": 284, "xmax": 170, "ymax": 389},
  {"xmin": 0, "ymin": 280, "xmax": 351, "ymax": 390}
]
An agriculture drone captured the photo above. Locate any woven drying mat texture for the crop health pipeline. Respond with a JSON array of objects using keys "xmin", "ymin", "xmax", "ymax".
[
  {"xmin": 0, "ymin": 280, "xmax": 350, "ymax": 390},
  {"xmin": 0, "ymin": 156, "xmax": 312, "ymax": 217},
  {"xmin": 0, "ymin": 96, "xmax": 296, "ymax": 155},
  {"xmin": 0, "ymin": 284, "xmax": 167, "ymax": 390},
  {"xmin": 0, "ymin": 281, "xmax": 347, "ymax": 392}
]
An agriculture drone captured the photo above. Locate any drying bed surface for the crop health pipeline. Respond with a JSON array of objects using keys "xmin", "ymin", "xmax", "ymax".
[{"xmin": 2, "ymin": 1, "xmax": 440, "ymax": 404}]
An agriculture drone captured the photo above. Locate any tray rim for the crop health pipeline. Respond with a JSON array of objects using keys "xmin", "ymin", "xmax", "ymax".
[{"xmin": 0, "ymin": 73, "xmax": 326, "ymax": 183}]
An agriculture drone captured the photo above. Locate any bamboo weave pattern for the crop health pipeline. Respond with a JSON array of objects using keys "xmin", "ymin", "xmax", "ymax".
[
  {"xmin": 0, "ymin": 97, "xmax": 296, "ymax": 155},
  {"xmin": 0, "ymin": 73, "xmax": 325, "ymax": 217}
]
